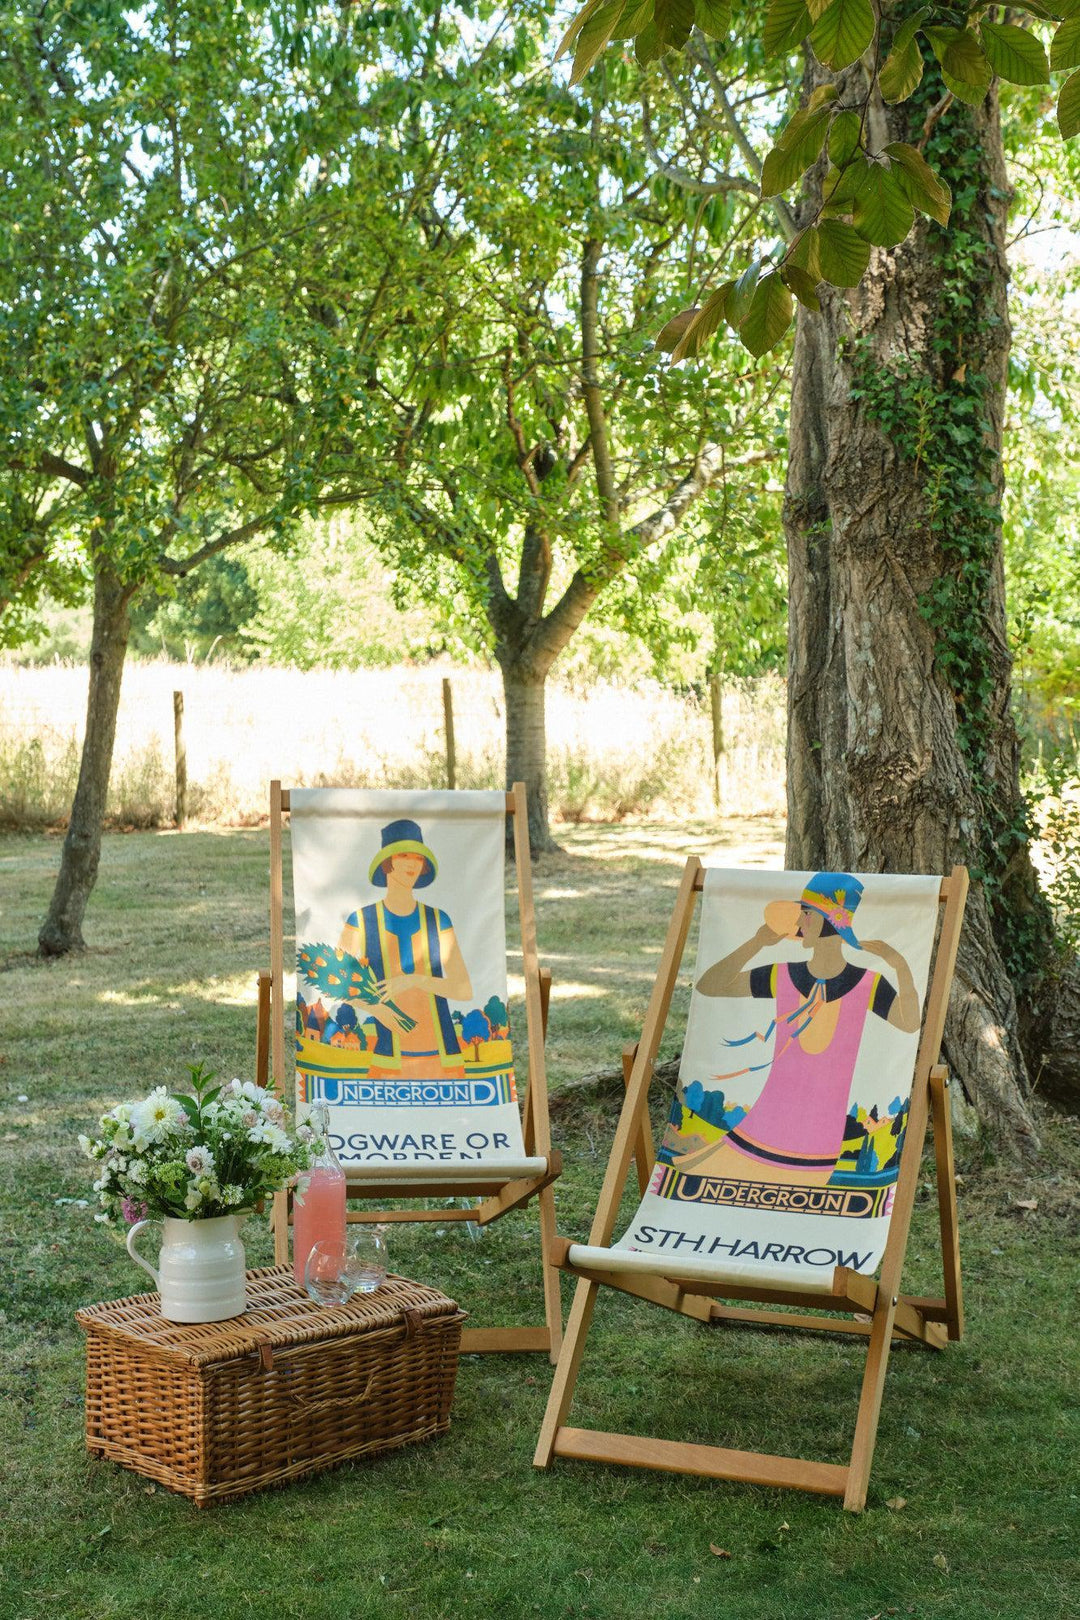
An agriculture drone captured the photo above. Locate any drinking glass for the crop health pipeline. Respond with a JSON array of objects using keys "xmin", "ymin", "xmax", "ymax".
[
  {"xmin": 344, "ymin": 1227, "xmax": 388, "ymax": 1294},
  {"xmin": 304, "ymin": 1239, "xmax": 354, "ymax": 1306}
]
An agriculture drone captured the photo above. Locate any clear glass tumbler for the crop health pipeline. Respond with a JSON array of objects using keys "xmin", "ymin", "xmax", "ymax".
[
  {"xmin": 344, "ymin": 1227, "xmax": 388, "ymax": 1294},
  {"xmin": 303, "ymin": 1239, "xmax": 354, "ymax": 1306}
]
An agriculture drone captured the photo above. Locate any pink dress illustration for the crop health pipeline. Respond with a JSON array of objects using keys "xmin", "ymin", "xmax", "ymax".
[{"xmin": 672, "ymin": 873, "xmax": 920, "ymax": 1188}]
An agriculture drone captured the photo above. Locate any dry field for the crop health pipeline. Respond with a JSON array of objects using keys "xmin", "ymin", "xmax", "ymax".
[{"xmin": 0, "ymin": 660, "xmax": 786, "ymax": 829}]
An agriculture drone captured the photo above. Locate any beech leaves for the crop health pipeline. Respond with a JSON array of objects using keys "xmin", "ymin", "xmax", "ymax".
[{"xmin": 557, "ymin": 0, "xmax": 1080, "ymax": 357}]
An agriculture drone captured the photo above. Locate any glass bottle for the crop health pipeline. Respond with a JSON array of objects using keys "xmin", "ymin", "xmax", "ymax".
[{"xmin": 292, "ymin": 1104, "xmax": 347, "ymax": 1287}]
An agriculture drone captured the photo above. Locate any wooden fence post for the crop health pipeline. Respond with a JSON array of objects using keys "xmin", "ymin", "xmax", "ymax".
[
  {"xmin": 709, "ymin": 672, "xmax": 723, "ymax": 809},
  {"xmin": 442, "ymin": 677, "xmax": 456, "ymax": 790},
  {"xmin": 173, "ymin": 690, "xmax": 187, "ymax": 829}
]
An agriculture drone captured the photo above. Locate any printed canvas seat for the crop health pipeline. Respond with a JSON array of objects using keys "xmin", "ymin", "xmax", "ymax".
[
  {"xmin": 257, "ymin": 783, "xmax": 562, "ymax": 1358},
  {"xmin": 535, "ymin": 860, "xmax": 968, "ymax": 1508}
]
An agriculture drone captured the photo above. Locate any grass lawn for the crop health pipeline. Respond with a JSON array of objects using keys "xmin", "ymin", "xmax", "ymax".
[{"xmin": 1, "ymin": 819, "xmax": 1077, "ymax": 1620}]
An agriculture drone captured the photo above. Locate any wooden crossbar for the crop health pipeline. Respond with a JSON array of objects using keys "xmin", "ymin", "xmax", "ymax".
[
  {"xmin": 262, "ymin": 779, "xmax": 563, "ymax": 1360},
  {"xmin": 553, "ymin": 1429, "xmax": 849, "ymax": 1497}
]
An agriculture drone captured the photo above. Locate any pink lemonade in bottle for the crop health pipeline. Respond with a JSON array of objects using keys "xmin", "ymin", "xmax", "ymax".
[{"xmin": 293, "ymin": 1104, "xmax": 346, "ymax": 1286}]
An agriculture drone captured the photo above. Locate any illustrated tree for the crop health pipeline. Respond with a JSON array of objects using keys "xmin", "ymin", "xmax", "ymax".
[
  {"xmin": 483, "ymin": 995, "xmax": 510, "ymax": 1038},
  {"xmin": 0, "ymin": 0, "xmax": 470, "ymax": 954},
  {"xmin": 461, "ymin": 1008, "xmax": 491, "ymax": 1061},
  {"xmin": 555, "ymin": 0, "xmax": 1080, "ymax": 1145},
  {"xmin": 352, "ymin": 8, "xmax": 785, "ymax": 849}
]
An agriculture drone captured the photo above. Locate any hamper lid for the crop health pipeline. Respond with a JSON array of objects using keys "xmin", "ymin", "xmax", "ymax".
[{"xmin": 75, "ymin": 1266, "xmax": 464, "ymax": 1368}]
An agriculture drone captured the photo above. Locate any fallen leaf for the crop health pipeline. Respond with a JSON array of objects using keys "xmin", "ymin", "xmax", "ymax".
[
  {"xmin": 886, "ymin": 1496, "xmax": 907, "ymax": 1511},
  {"xmin": 709, "ymin": 1545, "xmax": 732, "ymax": 1559},
  {"xmin": 143, "ymin": 1485, "xmax": 156, "ymax": 1495},
  {"xmin": 692, "ymin": 1576, "xmax": 701, "ymax": 1583},
  {"xmin": 933, "ymin": 1552, "xmax": 950, "ymax": 1574},
  {"xmin": 779, "ymin": 1521, "xmax": 790, "ymax": 1531},
  {"xmin": 1013, "ymin": 1199, "xmax": 1038, "ymax": 1212}
]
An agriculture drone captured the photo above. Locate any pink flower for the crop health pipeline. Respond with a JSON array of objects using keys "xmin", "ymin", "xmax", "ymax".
[{"xmin": 121, "ymin": 1196, "xmax": 149, "ymax": 1224}]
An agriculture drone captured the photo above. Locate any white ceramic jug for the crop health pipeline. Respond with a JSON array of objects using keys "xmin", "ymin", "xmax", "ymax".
[{"xmin": 126, "ymin": 1214, "xmax": 247, "ymax": 1322}]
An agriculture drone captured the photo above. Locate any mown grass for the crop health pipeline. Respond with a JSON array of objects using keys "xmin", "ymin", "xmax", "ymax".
[{"xmin": 0, "ymin": 820, "xmax": 1077, "ymax": 1620}]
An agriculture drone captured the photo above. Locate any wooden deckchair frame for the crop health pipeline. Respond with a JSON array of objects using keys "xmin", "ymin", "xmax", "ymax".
[
  {"xmin": 535, "ymin": 858, "xmax": 968, "ymax": 1508},
  {"xmin": 256, "ymin": 780, "xmax": 563, "ymax": 1361}
]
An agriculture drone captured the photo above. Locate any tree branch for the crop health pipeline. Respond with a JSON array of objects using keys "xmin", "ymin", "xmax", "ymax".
[
  {"xmin": 531, "ymin": 446, "xmax": 777, "ymax": 670},
  {"xmin": 640, "ymin": 92, "xmax": 759, "ymax": 198},
  {"xmin": 689, "ymin": 33, "xmax": 797, "ymax": 241},
  {"xmin": 157, "ymin": 515, "xmax": 272, "ymax": 577},
  {"xmin": 580, "ymin": 237, "xmax": 618, "ymax": 523}
]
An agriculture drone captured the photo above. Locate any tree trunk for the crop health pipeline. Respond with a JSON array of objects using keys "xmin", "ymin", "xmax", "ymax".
[
  {"xmin": 38, "ymin": 559, "xmax": 134, "ymax": 956},
  {"xmin": 784, "ymin": 65, "xmax": 1057, "ymax": 1155},
  {"xmin": 499, "ymin": 653, "xmax": 556, "ymax": 854}
]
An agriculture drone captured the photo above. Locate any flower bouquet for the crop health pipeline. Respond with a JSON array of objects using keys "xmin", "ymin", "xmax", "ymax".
[
  {"xmin": 81, "ymin": 1065, "xmax": 317, "ymax": 1321},
  {"xmin": 80, "ymin": 1062, "xmax": 315, "ymax": 1227},
  {"xmin": 297, "ymin": 942, "xmax": 417, "ymax": 1033}
]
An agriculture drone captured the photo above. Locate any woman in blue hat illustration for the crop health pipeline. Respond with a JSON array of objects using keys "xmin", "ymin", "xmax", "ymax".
[
  {"xmin": 337, "ymin": 820, "xmax": 472, "ymax": 1079},
  {"xmin": 673, "ymin": 873, "xmax": 920, "ymax": 1185}
]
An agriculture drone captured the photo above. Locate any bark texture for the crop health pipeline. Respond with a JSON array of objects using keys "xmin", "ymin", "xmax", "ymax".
[
  {"xmin": 38, "ymin": 560, "xmax": 135, "ymax": 956},
  {"xmin": 784, "ymin": 70, "xmax": 1057, "ymax": 1154}
]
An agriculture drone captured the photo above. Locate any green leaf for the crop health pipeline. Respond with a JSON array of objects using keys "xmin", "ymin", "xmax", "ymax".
[
  {"xmin": 789, "ymin": 226, "xmax": 822, "ymax": 280},
  {"xmin": 816, "ymin": 218, "xmax": 872, "ymax": 285},
  {"xmin": 878, "ymin": 38, "xmax": 923, "ymax": 101},
  {"xmin": 760, "ymin": 107, "xmax": 831, "ymax": 197},
  {"xmin": 569, "ymin": 0, "xmax": 624, "ymax": 82},
  {"xmin": 556, "ymin": 0, "xmax": 608, "ymax": 59},
  {"xmin": 877, "ymin": 6, "xmax": 928, "ymax": 101},
  {"xmin": 851, "ymin": 164, "xmax": 915, "ymax": 247},
  {"xmin": 924, "ymin": 27, "xmax": 993, "ymax": 104},
  {"xmin": 693, "ymin": 0, "xmax": 730, "ymax": 38},
  {"xmin": 890, "ymin": 5, "xmax": 929, "ymax": 54},
  {"xmin": 1060, "ymin": 67, "xmax": 1080, "ymax": 137},
  {"xmin": 654, "ymin": 0, "xmax": 695, "ymax": 47},
  {"xmin": 670, "ymin": 283, "xmax": 735, "ymax": 361},
  {"xmin": 809, "ymin": 0, "xmax": 875, "ymax": 72},
  {"xmin": 822, "ymin": 154, "xmax": 872, "ymax": 207},
  {"xmin": 1051, "ymin": 15, "xmax": 1080, "ymax": 71},
  {"xmin": 763, "ymin": 0, "xmax": 812, "ymax": 55},
  {"xmin": 634, "ymin": 18, "xmax": 666, "ymax": 61},
  {"xmin": 807, "ymin": 82, "xmax": 840, "ymax": 111},
  {"xmin": 828, "ymin": 109, "xmax": 862, "ymax": 165},
  {"xmin": 656, "ymin": 307, "xmax": 699, "ymax": 352},
  {"xmin": 611, "ymin": 0, "xmax": 654, "ymax": 40},
  {"xmin": 737, "ymin": 273, "xmax": 794, "ymax": 356},
  {"xmin": 727, "ymin": 261, "xmax": 762, "ymax": 329},
  {"xmin": 979, "ymin": 20, "xmax": 1050, "ymax": 84},
  {"xmin": 885, "ymin": 141, "xmax": 951, "ymax": 226},
  {"xmin": 782, "ymin": 263, "xmax": 822, "ymax": 311}
]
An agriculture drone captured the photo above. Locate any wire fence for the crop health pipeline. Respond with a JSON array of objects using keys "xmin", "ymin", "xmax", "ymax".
[{"xmin": 0, "ymin": 660, "xmax": 787, "ymax": 830}]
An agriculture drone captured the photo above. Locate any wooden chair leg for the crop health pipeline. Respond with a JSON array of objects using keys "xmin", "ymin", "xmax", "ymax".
[
  {"xmin": 844, "ymin": 1288, "xmax": 899, "ymax": 1511},
  {"xmin": 930, "ymin": 1066, "xmax": 964, "ymax": 1341},
  {"xmin": 255, "ymin": 970, "xmax": 271, "ymax": 1088},
  {"xmin": 538, "ymin": 1182, "xmax": 563, "ymax": 1362},
  {"xmin": 534, "ymin": 1276, "xmax": 601, "ymax": 1467}
]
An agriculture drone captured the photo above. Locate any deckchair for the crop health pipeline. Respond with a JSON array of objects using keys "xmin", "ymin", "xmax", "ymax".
[
  {"xmin": 535, "ymin": 859, "xmax": 967, "ymax": 1509},
  {"xmin": 256, "ymin": 782, "xmax": 563, "ymax": 1359}
]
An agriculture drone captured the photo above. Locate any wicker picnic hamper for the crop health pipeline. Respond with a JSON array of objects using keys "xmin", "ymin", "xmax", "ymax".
[{"xmin": 76, "ymin": 1265, "xmax": 466, "ymax": 1505}]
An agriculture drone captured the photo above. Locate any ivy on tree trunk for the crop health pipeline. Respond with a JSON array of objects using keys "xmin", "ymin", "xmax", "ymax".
[{"xmin": 784, "ymin": 58, "xmax": 1060, "ymax": 1154}]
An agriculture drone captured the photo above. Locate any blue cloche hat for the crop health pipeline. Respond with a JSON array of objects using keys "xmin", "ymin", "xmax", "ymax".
[
  {"xmin": 368, "ymin": 819, "xmax": 438, "ymax": 888},
  {"xmin": 799, "ymin": 872, "xmax": 863, "ymax": 947}
]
